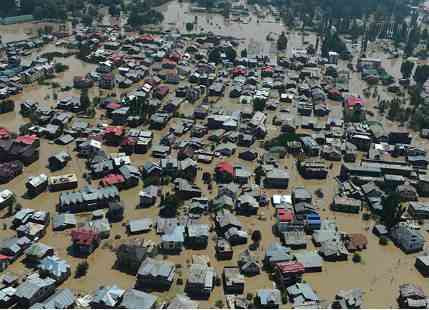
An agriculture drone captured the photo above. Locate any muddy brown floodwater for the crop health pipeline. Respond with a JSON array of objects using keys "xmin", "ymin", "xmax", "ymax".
[{"xmin": 0, "ymin": 1, "xmax": 429, "ymax": 308}]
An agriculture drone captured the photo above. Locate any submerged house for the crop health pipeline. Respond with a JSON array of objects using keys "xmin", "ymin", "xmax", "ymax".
[
  {"xmin": 70, "ymin": 228, "xmax": 100, "ymax": 256},
  {"xmin": 185, "ymin": 263, "xmax": 215, "ymax": 299},
  {"xmin": 238, "ymin": 250, "xmax": 261, "ymax": 276},
  {"xmin": 115, "ymin": 239, "xmax": 151, "ymax": 275},
  {"xmin": 37, "ymin": 256, "xmax": 71, "ymax": 284},
  {"xmin": 255, "ymin": 288, "xmax": 282, "ymax": 309},
  {"xmin": 160, "ymin": 225, "xmax": 185, "ymax": 254},
  {"xmin": 223, "ymin": 266, "xmax": 245, "ymax": 294},
  {"xmin": 136, "ymin": 257, "xmax": 176, "ymax": 291},
  {"xmin": 90, "ymin": 285, "xmax": 125, "ymax": 308},
  {"xmin": 185, "ymin": 224, "xmax": 209, "ymax": 249},
  {"xmin": 59, "ymin": 185, "xmax": 120, "ymax": 213},
  {"xmin": 390, "ymin": 223, "xmax": 425, "ymax": 253},
  {"xmin": 119, "ymin": 288, "xmax": 157, "ymax": 309},
  {"xmin": 15, "ymin": 275, "xmax": 56, "ymax": 308}
]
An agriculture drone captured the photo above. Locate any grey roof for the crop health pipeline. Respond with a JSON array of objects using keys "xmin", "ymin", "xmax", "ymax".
[
  {"xmin": 52, "ymin": 213, "xmax": 77, "ymax": 230},
  {"xmin": 161, "ymin": 225, "xmax": 185, "ymax": 243},
  {"xmin": 287, "ymin": 283, "xmax": 320, "ymax": 302},
  {"xmin": 25, "ymin": 243, "xmax": 53, "ymax": 259},
  {"xmin": 59, "ymin": 185, "xmax": 119, "ymax": 209},
  {"xmin": 138, "ymin": 257, "xmax": 175, "ymax": 279},
  {"xmin": 187, "ymin": 224, "xmax": 209, "ymax": 238},
  {"xmin": 188, "ymin": 263, "xmax": 215, "ymax": 287},
  {"xmin": 128, "ymin": 218, "xmax": 153, "ymax": 233},
  {"xmin": 119, "ymin": 288, "xmax": 157, "ymax": 309},
  {"xmin": 167, "ymin": 294, "xmax": 198, "ymax": 309},
  {"xmin": 257, "ymin": 288, "xmax": 282, "ymax": 306},
  {"xmin": 266, "ymin": 168, "xmax": 290, "ymax": 179},
  {"xmin": 38, "ymin": 256, "xmax": 70, "ymax": 279},
  {"xmin": 91, "ymin": 285, "xmax": 125, "ymax": 307},
  {"xmin": 294, "ymin": 251, "xmax": 323, "ymax": 269},
  {"xmin": 265, "ymin": 242, "xmax": 291, "ymax": 262},
  {"xmin": 319, "ymin": 238, "xmax": 348, "ymax": 258},
  {"xmin": 31, "ymin": 288, "xmax": 75, "ymax": 309},
  {"xmin": 15, "ymin": 275, "xmax": 56, "ymax": 300},
  {"xmin": 216, "ymin": 210, "xmax": 242, "ymax": 229}
]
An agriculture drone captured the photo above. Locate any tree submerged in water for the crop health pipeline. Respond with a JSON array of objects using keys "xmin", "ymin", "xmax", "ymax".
[
  {"xmin": 277, "ymin": 31, "xmax": 288, "ymax": 51},
  {"xmin": 127, "ymin": 1, "xmax": 164, "ymax": 27}
]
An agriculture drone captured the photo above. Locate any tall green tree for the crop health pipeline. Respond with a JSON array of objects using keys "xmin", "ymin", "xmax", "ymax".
[
  {"xmin": 381, "ymin": 192, "xmax": 403, "ymax": 229},
  {"xmin": 80, "ymin": 89, "xmax": 91, "ymax": 112},
  {"xmin": 414, "ymin": 65, "xmax": 429, "ymax": 85},
  {"xmin": 400, "ymin": 60, "xmax": 415, "ymax": 79},
  {"xmin": 277, "ymin": 31, "xmax": 288, "ymax": 51}
]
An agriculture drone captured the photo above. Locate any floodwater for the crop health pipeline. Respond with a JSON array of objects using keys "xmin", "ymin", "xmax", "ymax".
[
  {"xmin": 0, "ymin": 1, "xmax": 429, "ymax": 308},
  {"xmin": 0, "ymin": 22, "xmax": 67, "ymax": 43}
]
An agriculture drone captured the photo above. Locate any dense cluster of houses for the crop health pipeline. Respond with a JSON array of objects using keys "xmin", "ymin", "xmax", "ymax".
[{"xmin": 1, "ymin": 13, "xmax": 429, "ymax": 308}]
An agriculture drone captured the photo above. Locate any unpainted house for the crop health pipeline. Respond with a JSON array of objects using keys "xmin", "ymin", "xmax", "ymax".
[
  {"xmin": 223, "ymin": 266, "xmax": 245, "ymax": 294},
  {"xmin": 136, "ymin": 257, "xmax": 176, "ymax": 291},
  {"xmin": 185, "ymin": 263, "xmax": 215, "ymax": 299}
]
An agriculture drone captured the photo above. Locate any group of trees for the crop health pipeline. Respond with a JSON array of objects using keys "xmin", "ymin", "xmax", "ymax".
[
  {"xmin": 320, "ymin": 31, "xmax": 348, "ymax": 58},
  {"xmin": 127, "ymin": 95, "xmax": 157, "ymax": 123},
  {"xmin": 127, "ymin": 0, "xmax": 164, "ymax": 27},
  {"xmin": 208, "ymin": 46, "xmax": 237, "ymax": 64},
  {"xmin": 2, "ymin": 0, "xmax": 68, "ymax": 20},
  {"xmin": 277, "ymin": 32, "xmax": 288, "ymax": 51}
]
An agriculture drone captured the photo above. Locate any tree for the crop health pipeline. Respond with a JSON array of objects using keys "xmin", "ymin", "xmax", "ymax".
[
  {"xmin": 251, "ymin": 230, "xmax": 262, "ymax": 244},
  {"xmin": 186, "ymin": 22, "xmax": 194, "ymax": 32},
  {"xmin": 80, "ymin": 89, "xmax": 91, "ymax": 112},
  {"xmin": 224, "ymin": 46, "xmax": 237, "ymax": 63},
  {"xmin": 2, "ymin": 0, "xmax": 16, "ymax": 17},
  {"xmin": 215, "ymin": 300, "xmax": 224, "ymax": 308},
  {"xmin": 381, "ymin": 192, "xmax": 403, "ymax": 229},
  {"xmin": 388, "ymin": 98, "xmax": 400, "ymax": 121},
  {"xmin": 400, "ymin": 61, "xmax": 415, "ymax": 79},
  {"xmin": 75, "ymin": 261, "xmax": 89, "ymax": 278},
  {"xmin": 277, "ymin": 31, "xmax": 288, "ymax": 51},
  {"xmin": 223, "ymin": 1, "xmax": 231, "ymax": 18},
  {"xmin": 379, "ymin": 236, "xmax": 389, "ymax": 245},
  {"xmin": 127, "ymin": 2, "xmax": 164, "ymax": 28},
  {"xmin": 78, "ymin": 42, "xmax": 91, "ymax": 60},
  {"xmin": 254, "ymin": 165, "xmax": 265, "ymax": 185},
  {"xmin": 109, "ymin": 4, "xmax": 120, "ymax": 17},
  {"xmin": 20, "ymin": 0, "xmax": 36, "ymax": 15},
  {"xmin": 81, "ymin": 14, "xmax": 93, "ymax": 27},
  {"xmin": 352, "ymin": 252, "xmax": 362, "ymax": 263},
  {"xmin": 208, "ymin": 48, "xmax": 221, "ymax": 64},
  {"xmin": 54, "ymin": 63, "xmax": 69, "ymax": 73},
  {"xmin": 414, "ymin": 65, "xmax": 429, "ymax": 85},
  {"xmin": 241, "ymin": 49, "xmax": 247, "ymax": 58}
]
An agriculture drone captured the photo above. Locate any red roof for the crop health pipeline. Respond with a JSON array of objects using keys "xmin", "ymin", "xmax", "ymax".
[
  {"xmin": 262, "ymin": 66, "xmax": 273, "ymax": 73},
  {"xmin": 278, "ymin": 209, "xmax": 294, "ymax": 222},
  {"xmin": 169, "ymin": 51, "xmax": 182, "ymax": 62},
  {"xmin": 328, "ymin": 88, "xmax": 341, "ymax": 96},
  {"xmin": 216, "ymin": 161, "xmax": 234, "ymax": 175},
  {"xmin": 346, "ymin": 95, "xmax": 365, "ymax": 108},
  {"xmin": 275, "ymin": 261, "xmax": 305, "ymax": 274},
  {"xmin": 232, "ymin": 67, "xmax": 247, "ymax": 76},
  {"xmin": 139, "ymin": 34, "xmax": 155, "ymax": 42},
  {"xmin": 156, "ymin": 85, "xmax": 170, "ymax": 96},
  {"xmin": 71, "ymin": 228, "xmax": 99, "ymax": 246},
  {"xmin": 106, "ymin": 102, "xmax": 122, "ymax": 110},
  {"xmin": 16, "ymin": 135, "xmax": 38, "ymax": 145},
  {"xmin": 121, "ymin": 137, "xmax": 137, "ymax": 146},
  {"xmin": 0, "ymin": 127, "xmax": 10, "ymax": 140},
  {"xmin": 102, "ymin": 174, "xmax": 125, "ymax": 186},
  {"xmin": 104, "ymin": 126, "xmax": 124, "ymax": 136},
  {"xmin": 102, "ymin": 73, "xmax": 114, "ymax": 81}
]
